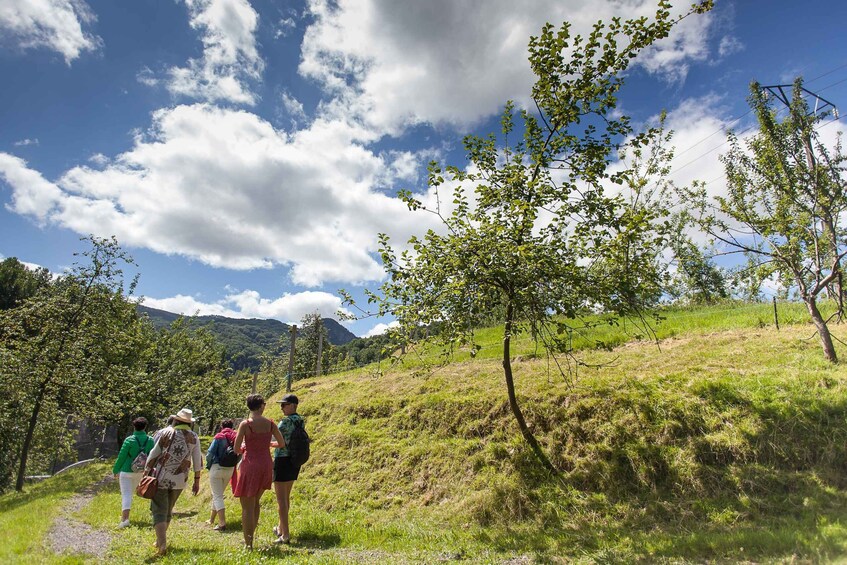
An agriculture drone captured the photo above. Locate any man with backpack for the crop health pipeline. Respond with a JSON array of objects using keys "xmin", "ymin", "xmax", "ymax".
[
  {"xmin": 271, "ymin": 393, "xmax": 309, "ymax": 544},
  {"xmin": 205, "ymin": 418, "xmax": 239, "ymax": 531},
  {"xmin": 112, "ymin": 416, "xmax": 154, "ymax": 528}
]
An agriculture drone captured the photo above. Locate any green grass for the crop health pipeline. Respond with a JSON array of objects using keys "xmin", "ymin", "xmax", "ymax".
[
  {"xmin": 4, "ymin": 302, "xmax": 847, "ymax": 563},
  {"xmin": 0, "ymin": 463, "xmax": 109, "ymax": 564}
]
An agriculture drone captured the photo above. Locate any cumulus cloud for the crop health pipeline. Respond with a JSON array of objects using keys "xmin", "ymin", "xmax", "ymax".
[
  {"xmin": 0, "ymin": 0, "xmax": 100, "ymax": 63},
  {"xmin": 0, "ymin": 104, "xmax": 445, "ymax": 286},
  {"xmin": 362, "ymin": 320, "xmax": 399, "ymax": 337},
  {"xmin": 157, "ymin": 0, "xmax": 264, "ymax": 105},
  {"xmin": 300, "ymin": 0, "xmax": 718, "ymax": 135},
  {"xmin": 143, "ymin": 288, "xmax": 349, "ymax": 323}
]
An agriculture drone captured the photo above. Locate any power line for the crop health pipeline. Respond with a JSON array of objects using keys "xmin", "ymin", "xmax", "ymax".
[{"xmin": 665, "ymin": 61, "xmax": 847, "ymax": 172}]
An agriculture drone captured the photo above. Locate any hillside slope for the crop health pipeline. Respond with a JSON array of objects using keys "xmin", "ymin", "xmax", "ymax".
[{"xmin": 8, "ymin": 314, "xmax": 847, "ymax": 563}]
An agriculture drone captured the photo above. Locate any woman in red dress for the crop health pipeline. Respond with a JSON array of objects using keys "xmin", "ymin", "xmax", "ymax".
[{"xmin": 232, "ymin": 394, "xmax": 286, "ymax": 549}]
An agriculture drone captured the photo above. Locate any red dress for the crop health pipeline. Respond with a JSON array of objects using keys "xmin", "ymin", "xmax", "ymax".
[{"xmin": 232, "ymin": 420, "xmax": 274, "ymax": 497}]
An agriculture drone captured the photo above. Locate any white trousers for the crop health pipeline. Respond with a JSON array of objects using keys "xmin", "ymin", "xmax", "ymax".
[
  {"xmin": 208, "ymin": 464, "xmax": 235, "ymax": 511},
  {"xmin": 119, "ymin": 471, "xmax": 142, "ymax": 511}
]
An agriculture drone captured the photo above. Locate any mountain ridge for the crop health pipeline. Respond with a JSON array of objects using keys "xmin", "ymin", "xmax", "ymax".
[{"xmin": 136, "ymin": 304, "xmax": 357, "ymax": 372}]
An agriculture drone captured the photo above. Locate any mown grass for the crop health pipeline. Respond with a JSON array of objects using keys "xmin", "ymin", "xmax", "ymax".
[
  {"xmin": 5, "ymin": 302, "xmax": 847, "ymax": 563},
  {"xmin": 385, "ymin": 300, "xmax": 824, "ymax": 369},
  {"xmin": 0, "ymin": 463, "xmax": 109, "ymax": 564}
]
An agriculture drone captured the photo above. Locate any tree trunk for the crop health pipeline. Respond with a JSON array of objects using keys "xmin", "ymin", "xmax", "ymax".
[
  {"xmin": 16, "ymin": 385, "xmax": 46, "ymax": 491},
  {"xmin": 502, "ymin": 302, "xmax": 556, "ymax": 473},
  {"xmin": 806, "ymin": 297, "xmax": 838, "ymax": 363}
]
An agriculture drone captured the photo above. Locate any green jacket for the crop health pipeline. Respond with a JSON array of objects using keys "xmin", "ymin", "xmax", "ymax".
[{"xmin": 112, "ymin": 431, "xmax": 154, "ymax": 474}]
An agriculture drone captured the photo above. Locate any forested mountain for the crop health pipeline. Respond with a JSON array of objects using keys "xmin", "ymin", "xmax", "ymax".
[{"xmin": 136, "ymin": 304, "xmax": 356, "ymax": 372}]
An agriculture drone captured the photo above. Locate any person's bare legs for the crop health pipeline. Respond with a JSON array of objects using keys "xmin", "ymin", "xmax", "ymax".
[
  {"xmin": 273, "ymin": 481, "xmax": 294, "ymax": 540},
  {"xmin": 253, "ymin": 495, "xmax": 261, "ymax": 533},
  {"xmin": 154, "ymin": 522, "xmax": 168, "ymax": 554},
  {"xmin": 121, "ymin": 509, "xmax": 130, "ymax": 522},
  {"xmin": 218, "ymin": 508, "xmax": 227, "ymax": 528},
  {"xmin": 208, "ymin": 508, "xmax": 217, "ymax": 526},
  {"xmin": 240, "ymin": 496, "xmax": 256, "ymax": 548}
]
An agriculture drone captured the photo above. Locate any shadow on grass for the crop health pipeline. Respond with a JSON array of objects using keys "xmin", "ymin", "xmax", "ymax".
[
  {"xmin": 143, "ymin": 547, "xmax": 217, "ymax": 563},
  {"xmin": 292, "ymin": 531, "xmax": 343, "ymax": 549},
  {"xmin": 491, "ymin": 381, "xmax": 847, "ymax": 562}
]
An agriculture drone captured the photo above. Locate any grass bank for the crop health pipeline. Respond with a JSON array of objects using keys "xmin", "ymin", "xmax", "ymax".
[{"xmin": 3, "ymin": 305, "xmax": 847, "ymax": 563}]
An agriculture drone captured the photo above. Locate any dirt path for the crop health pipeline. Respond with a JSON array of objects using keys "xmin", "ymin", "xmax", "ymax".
[{"xmin": 47, "ymin": 474, "xmax": 114, "ymax": 559}]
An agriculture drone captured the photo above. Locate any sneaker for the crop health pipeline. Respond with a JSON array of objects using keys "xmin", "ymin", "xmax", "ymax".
[{"xmin": 117, "ymin": 519, "xmax": 130, "ymax": 529}]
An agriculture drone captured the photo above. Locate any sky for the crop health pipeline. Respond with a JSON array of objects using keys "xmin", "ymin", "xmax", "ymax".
[{"xmin": 1, "ymin": 0, "xmax": 846, "ymax": 337}]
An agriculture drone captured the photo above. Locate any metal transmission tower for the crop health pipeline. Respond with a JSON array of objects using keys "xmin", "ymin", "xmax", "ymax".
[
  {"xmin": 760, "ymin": 83, "xmax": 839, "ymax": 118},
  {"xmin": 760, "ymin": 82, "xmax": 844, "ymax": 317}
]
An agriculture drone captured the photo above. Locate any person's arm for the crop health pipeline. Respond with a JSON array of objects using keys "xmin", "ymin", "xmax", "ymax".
[
  {"xmin": 112, "ymin": 437, "xmax": 131, "ymax": 475},
  {"xmin": 191, "ymin": 434, "xmax": 202, "ymax": 495},
  {"xmin": 233, "ymin": 421, "xmax": 247, "ymax": 455},
  {"xmin": 206, "ymin": 438, "xmax": 219, "ymax": 470},
  {"xmin": 271, "ymin": 421, "xmax": 285, "ymax": 449},
  {"xmin": 145, "ymin": 438, "xmax": 162, "ymax": 472}
]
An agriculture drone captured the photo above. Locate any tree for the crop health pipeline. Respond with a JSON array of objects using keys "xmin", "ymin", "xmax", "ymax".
[
  {"xmin": 0, "ymin": 258, "xmax": 52, "ymax": 310},
  {"xmin": 688, "ymin": 79, "xmax": 847, "ymax": 362},
  {"xmin": 293, "ymin": 313, "xmax": 330, "ymax": 379},
  {"xmin": 0, "ymin": 236, "xmax": 146, "ymax": 490},
  {"xmin": 344, "ymin": 2, "xmax": 713, "ymax": 471}
]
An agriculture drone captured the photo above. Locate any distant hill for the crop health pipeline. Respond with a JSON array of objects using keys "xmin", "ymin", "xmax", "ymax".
[{"xmin": 136, "ymin": 304, "xmax": 356, "ymax": 372}]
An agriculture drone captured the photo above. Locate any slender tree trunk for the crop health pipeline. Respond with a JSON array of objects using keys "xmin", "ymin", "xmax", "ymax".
[
  {"xmin": 16, "ymin": 385, "xmax": 46, "ymax": 491},
  {"xmin": 502, "ymin": 302, "xmax": 556, "ymax": 473},
  {"xmin": 806, "ymin": 297, "xmax": 837, "ymax": 363}
]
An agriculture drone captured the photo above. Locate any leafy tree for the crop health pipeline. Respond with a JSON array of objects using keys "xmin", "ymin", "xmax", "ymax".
[
  {"xmin": 293, "ymin": 313, "xmax": 330, "ymax": 379},
  {"xmin": 667, "ymin": 219, "xmax": 729, "ymax": 304},
  {"xmin": 687, "ymin": 79, "xmax": 847, "ymax": 362},
  {"xmin": 0, "ymin": 258, "xmax": 52, "ymax": 310},
  {"xmin": 344, "ymin": 2, "xmax": 713, "ymax": 470},
  {"xmin": 0, "ymin": 237, "xmax": 145, "ymax": 490}
]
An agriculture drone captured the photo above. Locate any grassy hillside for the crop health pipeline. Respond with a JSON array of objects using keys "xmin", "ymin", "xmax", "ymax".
[{"xmin": 5, "ymin": 303, "xmax": 847, "ymax": 563}]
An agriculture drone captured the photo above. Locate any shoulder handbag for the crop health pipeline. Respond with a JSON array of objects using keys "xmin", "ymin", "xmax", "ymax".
[{"xmin": 136, "ymin": 432, "xmax": 173, "ymax": 499}]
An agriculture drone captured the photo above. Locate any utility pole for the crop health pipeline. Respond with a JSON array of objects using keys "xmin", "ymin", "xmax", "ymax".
[
  {"xmin": 286, "ymin": 324, "xmax": 297, "ymax": 392},
  {"xmin": 315, "ymin": 319, "xmax": 323, "ymax": 377}
]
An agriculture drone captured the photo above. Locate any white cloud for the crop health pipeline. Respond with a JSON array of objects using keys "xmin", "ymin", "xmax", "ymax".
[
  {"xmin": 274, "ymin": 16, "xmax": 297, "ymax": 39},
  {"xmin": 0, "ymin": 153, "xmax": 64, "ymax": 223},
  {"xmin": 362, "ymin": 320, "xmax": 398, "ymax": 337},
  {"xmin": 300, "ymin": 0, "xmax": 717, "ymax": 135},
  {"xmin": 280, "ymin": 91, "xmax": 307, "ymax": 126},
  {"xmin": 158, "ymin": 0, "xmax": 264, "ymax": 105},
  {"xmin": 88, "ymin": 152, "xmax": 109, "ymax": 166},
  {"xmin": 0, "ymin": 0, "xmax": 100, "ymax": 63},
  {"xmin": 0, "ymin": 104, "xmax": 445, "ymax": 286},
  {"xmin": 13, "ymin": 138, "xmax": 39, "ymax": 147},
  {"xmin": 637, "ymin": 9, "xmax": 713, "ymax": 83},
  {"xmin": 718, "ymin": 35, "xmax": 743, "ymax": 58},
  {"xmin": 143, "ymin": 288, "xmax": 349, "ymax": 323}
]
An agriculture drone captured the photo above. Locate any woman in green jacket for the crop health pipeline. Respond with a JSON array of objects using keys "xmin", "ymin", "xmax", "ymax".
[{"xmin": 112, "ymin": 417, "xmax": 153, "ymax": 528}]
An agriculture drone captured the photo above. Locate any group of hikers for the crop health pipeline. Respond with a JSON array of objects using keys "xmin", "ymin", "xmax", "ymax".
[{"xmin": 111, "ymin": 392, "xmax": 307, "ymax": 556}]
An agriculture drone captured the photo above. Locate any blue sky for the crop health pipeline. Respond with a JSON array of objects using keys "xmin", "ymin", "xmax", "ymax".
[{"xmin": 1, "ymin": 0, "xmax": 846, "ymax": 336}]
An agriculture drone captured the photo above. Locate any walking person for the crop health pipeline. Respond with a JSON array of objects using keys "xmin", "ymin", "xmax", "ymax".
[
  {"xmin": 272, "ymin": 394, "xmax": 305, "ymax": 544},
  {"xmin": 112, "ymin": 416, "xmax": 153, "ymax": 528},
  {"xmin": 232, "ymin": 394, "xmax": 285, "ymax": 550},
  {"xmin": 206, "ymin": 418, "xmax": 238, "ymax": 531},
  {"xmin": 145, "ymin": 408, "xmax": 203, "ymax": 557}
]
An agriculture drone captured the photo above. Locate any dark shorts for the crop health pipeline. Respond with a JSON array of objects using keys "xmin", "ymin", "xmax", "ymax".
[{"xmin": 273, "ymin": 456, "xmax": 301, "ymax": 482}]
